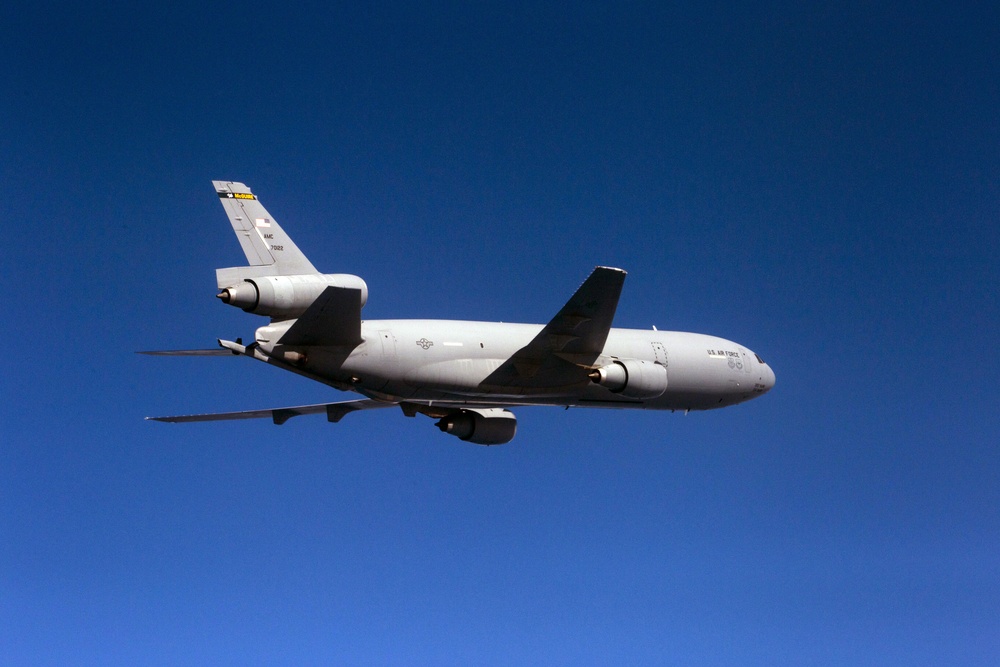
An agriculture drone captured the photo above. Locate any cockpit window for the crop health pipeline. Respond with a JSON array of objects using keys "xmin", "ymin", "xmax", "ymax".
[{"xmin": 755, "ymin": 354, "xmax": 765, "ymax": 364}]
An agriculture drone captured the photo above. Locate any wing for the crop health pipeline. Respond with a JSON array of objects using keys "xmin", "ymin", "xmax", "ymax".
[
  {"xmin": 147, "ymin": 398, "xmax": 394, "ymax": 425},
  {"xmin": 483, "ymin": 266, "xmax": 626, "ymax": 388},
  {"xmin": 532, "ymin": 265, "xmax": 626, "ymax": 356}
]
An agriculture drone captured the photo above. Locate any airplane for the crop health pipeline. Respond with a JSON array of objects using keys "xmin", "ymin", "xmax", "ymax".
[{"xmin": 144, "ymin": 181, "xmax": 775, "ymax": 444}]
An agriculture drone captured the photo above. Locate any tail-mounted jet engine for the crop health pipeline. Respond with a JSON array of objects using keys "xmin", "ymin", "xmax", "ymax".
[
  {"xmin": 435, "ymin": 408, "xmax": 517, "ymax": 445},
  {"xmin": 589, "ymin": 359, "xmax": 667, "ymax": 399},
  {"xmin": 217, "ymin": 273, "xmax": 368, "ymax": 320}
]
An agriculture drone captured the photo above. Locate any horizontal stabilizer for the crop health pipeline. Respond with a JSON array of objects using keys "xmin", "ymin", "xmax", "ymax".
[
  {"xmin": 137, "ymin": 349, "xmax": 233, "ymax": 356},
  {"xmin": 147, "ymin": 398, "xmax": 393, "ymax": 425},
  {"xmin": 278, "ymin": 286, "xmax": 363, "ymax": 346}
]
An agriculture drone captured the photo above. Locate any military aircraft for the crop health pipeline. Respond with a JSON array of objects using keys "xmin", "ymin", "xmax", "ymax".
[{"xmin": 144, "ymin": 181, "xmax": 774, "ymax": 444}]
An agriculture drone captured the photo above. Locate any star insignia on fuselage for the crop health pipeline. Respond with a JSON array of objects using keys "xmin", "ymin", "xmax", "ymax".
[{"xmin": 416, "ymin": 338, "xmax": 433, "ymax": 350}]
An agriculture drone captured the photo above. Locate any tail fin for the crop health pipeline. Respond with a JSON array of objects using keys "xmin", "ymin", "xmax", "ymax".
[{"xmin": 213, "ymin": 181, "xmax": 318, "ymax": 287}]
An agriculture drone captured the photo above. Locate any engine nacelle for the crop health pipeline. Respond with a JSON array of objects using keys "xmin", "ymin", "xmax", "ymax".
[
  {"xmin": 589, "ymin": 358, "xmax": 667, "ymax": 399},
  {"xmin": 217, "ymin": 273, "xmax": 368, "ymax": 319},
  {"xmin": 435, "ymin": 408, "xmax": 517, "ymax": 445}
]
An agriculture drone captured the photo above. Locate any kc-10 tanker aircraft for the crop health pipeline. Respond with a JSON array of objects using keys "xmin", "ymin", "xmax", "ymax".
[{"xmin": 145, "ymin": 181, "xmax": 775, "ymax": 444}]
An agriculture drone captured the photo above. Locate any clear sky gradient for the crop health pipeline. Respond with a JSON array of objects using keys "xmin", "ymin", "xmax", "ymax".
[{"xmin": 3, "ymin": 2, "xmax": 999, "ymax": 665}]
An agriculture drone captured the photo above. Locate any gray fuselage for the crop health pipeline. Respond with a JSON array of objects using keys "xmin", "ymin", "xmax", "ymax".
[{"xmin": 255, "ymin": 319, "xmax": 775, "ymax": 412}]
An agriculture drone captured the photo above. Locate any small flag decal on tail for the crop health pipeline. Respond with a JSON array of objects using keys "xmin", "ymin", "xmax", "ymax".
[{"xmin": 255, "ymin": 218, "xmax": 271, "ymax": 228}]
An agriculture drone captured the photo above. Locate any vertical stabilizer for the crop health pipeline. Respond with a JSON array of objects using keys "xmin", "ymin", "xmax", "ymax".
[{"xmin": 213, "ymin": 180, "xmax": 317, "ymax": 276}]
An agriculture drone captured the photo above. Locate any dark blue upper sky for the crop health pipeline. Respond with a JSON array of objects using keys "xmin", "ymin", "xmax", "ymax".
[{"xmin": 4, "ymin": 2, "xmax": 999, "ymax": 664}]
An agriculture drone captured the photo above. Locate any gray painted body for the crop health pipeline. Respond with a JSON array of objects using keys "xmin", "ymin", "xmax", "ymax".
[
  {"xmin": 146, "ymin": 181, "xmax": 775, "ymax": 443},
  {"xmin": 259, "ymin": 319, "xmax": 772, "ymax": 412}
]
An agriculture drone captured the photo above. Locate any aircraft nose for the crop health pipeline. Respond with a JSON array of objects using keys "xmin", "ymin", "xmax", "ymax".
[{"xmin": 762, "ymin": 362, "xmax": 776, "ymax": 392}]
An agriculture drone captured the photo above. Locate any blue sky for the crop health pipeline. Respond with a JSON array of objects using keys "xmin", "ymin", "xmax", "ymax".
[{"xmin": 3, "ymin": 2, "xmax": 999, "ymax": 664}]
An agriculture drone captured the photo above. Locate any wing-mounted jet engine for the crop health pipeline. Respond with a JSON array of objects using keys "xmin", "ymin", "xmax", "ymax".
[
  {"xmin": 435, "ymin": 408, "xmax": 517, "ymax": 445},
  {"xmin": 588, "ymin": 359, "xmax": 668, "ymax": 399}
]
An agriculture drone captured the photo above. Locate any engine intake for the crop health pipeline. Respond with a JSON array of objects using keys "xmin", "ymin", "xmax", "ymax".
[
  {"xmin": 435, "ymin": 408, "xmax": 517, "ymax": 445},
  {"xmin": 217, "ymin": 273, "xmax": 368, "ymax": 319},
  {"xmin": 589, "ymin": 359, "xmax": 667, "ymax": 399}
]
